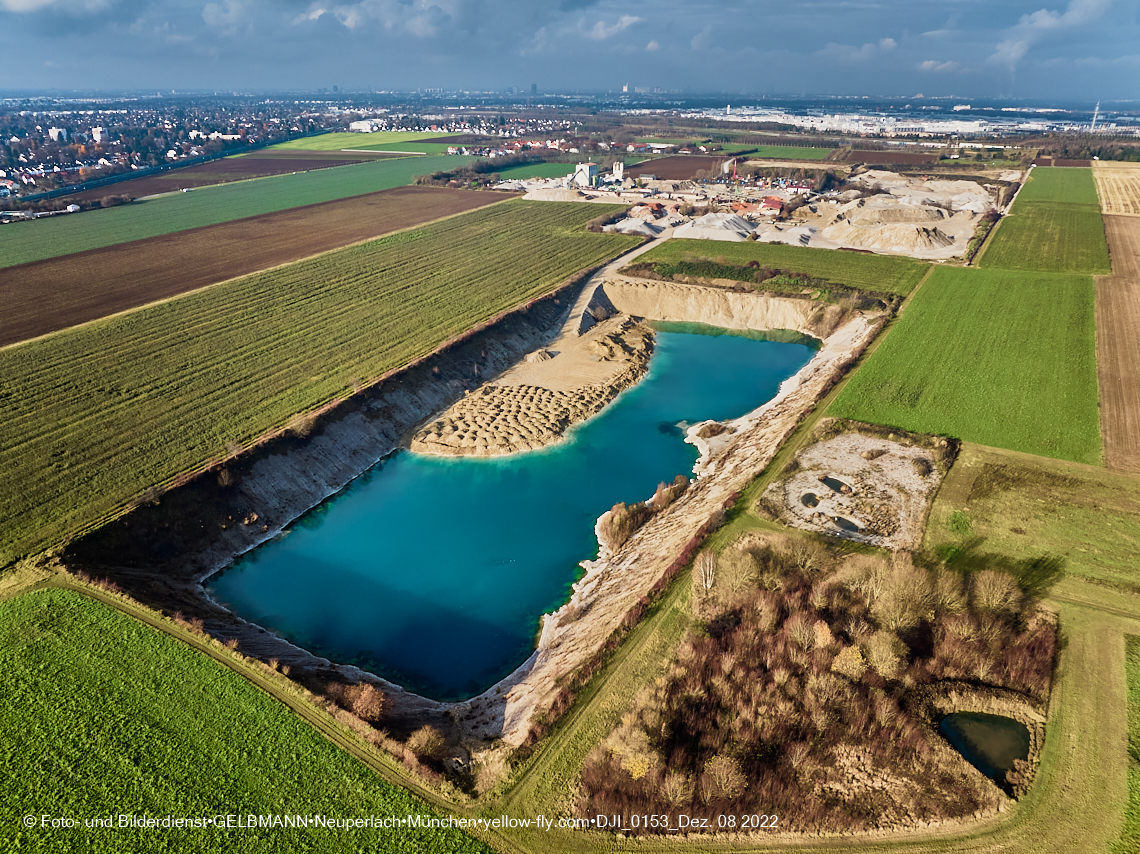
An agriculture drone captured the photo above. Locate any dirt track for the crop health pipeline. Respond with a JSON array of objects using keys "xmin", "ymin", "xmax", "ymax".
[
  {"xmin": 1097, "ymin": 214, "xmax": 1140, "ymax": 472},
  {"xmin": 1, "ymin": 186, "xmax": 504, "ymax": 348}
]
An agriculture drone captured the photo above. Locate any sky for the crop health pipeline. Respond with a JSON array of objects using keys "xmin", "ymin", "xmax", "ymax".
[{"xmin": 2, "ymin": 0, "xmax": 1138, "ymax": 102}]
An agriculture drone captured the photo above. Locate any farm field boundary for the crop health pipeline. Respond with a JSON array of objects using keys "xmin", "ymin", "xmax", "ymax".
[
  {"xmin": 0, "ymin": 201, "xmax": 638, "ymax": 562},
  {"xmin": 0, "ymin": 155, "xmax": 467, "ymax": 269},
  {"xmin": 0, "ymin": 186, "xmax": 505, "ymax": 348},
  {"xmin": 1097, "ymin": 215, "xmax": 1140, "ymax": 473},
  {"xmin": 828, "ymin": 266, "xmax": 1100, "ymax": 464},
  {"xmin": 633, "ymin": 238, "xmax": 931, "ymax": 295}
]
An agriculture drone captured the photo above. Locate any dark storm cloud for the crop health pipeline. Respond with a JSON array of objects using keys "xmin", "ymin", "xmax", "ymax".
[{"xmin": 1, "ymin": 0, "xmax": 1138, "ymax": 99}]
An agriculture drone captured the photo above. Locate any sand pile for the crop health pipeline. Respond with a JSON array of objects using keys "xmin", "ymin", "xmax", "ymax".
[
  {"xmin": 672, "ymin": 212, "xmax": 755, "ymax": 242},
  {"xmin": 411, "ymin": 318, "xmax": 653, "ymax": 457},
  {"xmin": 752, "ymin": 172, "xmax": 995, "ymax": 259},
  {"xmin": 524, "ymin": 187, "xmax": 587, "ymax": 202},
  {"xmin": 822, "ymin": 221, "xmax": 955, "ymax": 253},
  {"xmin": 604, "ymin": 218, "xmax": 663, "ymax": 236}
]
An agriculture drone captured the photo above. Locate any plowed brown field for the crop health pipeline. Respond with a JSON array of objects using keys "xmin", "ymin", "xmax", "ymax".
[
  {"xmin": 1095, "ymin": 165, "xmax": 1140, "ymax": 216},
  {"xmin": 1097, "ymin": 214, "xmax": 1140, "ymax": 472},
  {"xmin": 625, "ymin": 155, "xmax": 728, "ymax": 179},
  {"xmin": 60, "ymin": 150, "xmax": 401, "ymax": 203},
  {"xmin": 1, "ymin": 186, "xmax": 504, "ymax": 348}
]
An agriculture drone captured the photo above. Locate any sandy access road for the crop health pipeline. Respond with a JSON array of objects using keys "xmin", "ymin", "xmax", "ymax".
[{"xmin": 1097, "ymin": 215, "xmax": 1140, "ymax": 473}]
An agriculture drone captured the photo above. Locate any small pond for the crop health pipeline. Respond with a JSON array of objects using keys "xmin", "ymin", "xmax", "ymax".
[
  {"xmin": 821, "ymin": 475, "xmax": 849, "ymax": 494},
  {"xmin": 209, "ymin": 323, "xmax": 817, "ymax": 700},
  {"xmin": 801, "ymin": 493, "xmax": 820, "ymax": 508},
  {"xmin": 939, "ymin": 712, "xmax": 1031, "ymax": 784}
]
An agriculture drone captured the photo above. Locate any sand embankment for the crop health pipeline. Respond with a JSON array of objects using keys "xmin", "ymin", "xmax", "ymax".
[
  {"xmin": 410, "ymin": 317, "xmax": 653, "ymax": 457},
  {"xmin": 595, "ymin": 278, "xmax": 848, "ymax": 338}
]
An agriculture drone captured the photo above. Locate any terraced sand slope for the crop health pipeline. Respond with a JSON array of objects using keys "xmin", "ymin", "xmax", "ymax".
[
  {"xmin": 1098, "ymin": 215, "xmax": 1140, "ymax": 473},
  {"xmin": 410, "ymin": 316, "xmax": 653, "ymax": 457},
  {"xmin": 1095, "ymin": 163, "xmax": 1140, "ymax": 216}
]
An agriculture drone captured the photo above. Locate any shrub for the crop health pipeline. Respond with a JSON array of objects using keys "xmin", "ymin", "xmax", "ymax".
[
  {"xmin": 407, "ymin": 725, "xmax": 446, "ymax": 760},
  {"xmin": 344, "ymin": 682, "xmax": 386, "ymax": 723},
  {"xmin": 598, "ymin": 501, "xmax": 652, "ymax": 550},
  {"xmin": 832, "ymin": 644, "xmax": 867, "ymax": 681},
  {"xmin": 700, "ymin": 755, "xmax": 747, "ymax": 802}
]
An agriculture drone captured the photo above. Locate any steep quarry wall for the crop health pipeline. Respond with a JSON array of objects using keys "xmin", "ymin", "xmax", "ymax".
[{"xmin": 594, "ymin": 278, "xmax": 847, "ymax": 339}]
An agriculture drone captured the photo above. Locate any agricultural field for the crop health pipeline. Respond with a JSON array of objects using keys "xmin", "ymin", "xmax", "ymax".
[
  {"xmin": 980, "ymin": 166, "xmax": 1110, "ymax": 275},
  {"xmin": 1096, "ymin": 164, "xmax": 1140, "ymax": 217},
  {"xmin": 739, "ymin": 145, "xmax": 833, "ymax": 160},
  {"xmin": 268, "ymin": 131, "xmax": 460, "ymax": 151},
  {"xmin": 1, "ymin": 187, "xmax": 503, "ymax": 348},
  {"xmin": 491, "ymin": 162, "xmax": 577, "ymax": 180},
  {"xmin": 0, "ymin": 201, "xmax": 638, "ymax": 561},
  {"xmin": 979, "ymin": 201, "xmax": 1111, "ymax": 274},
  {"xmin": 1097, "ymin": 216, "xmax": 1140, "ymax": 473},
  {"xmin": 58, "ymin": 151, "xmax": 400, "ymax": 203},
  {"xmin": 350, "ymin": 141, "xmax": 456, "ymax": 155},
  {"xmin": 0, "ymin": 155, "xmax": 466, "ymax": 269},
  {"xmin": 624, "ymin": 156, "xmax": 727, "ymax": 180},
  {"xmin": 633, "ymin": 238, "xmax": 931, "ymax": 295},
  {"xmin": 1016, "ymin": 165, "xmax": 1103, "ymax": 206},
  {"xmin": 829, "ymin": 266, "xmax": 1100, "ymax": 464},
  {"xmin": 925, "ymin": 444, "xmax": 1140, "ymax": 592},
  {"xmin": 846, "ymin": 149, "xmax": 939, "ymax": 165},
  {"xmin": 0, "ymin": 587, "xmax": 489, "ymax": 854}
]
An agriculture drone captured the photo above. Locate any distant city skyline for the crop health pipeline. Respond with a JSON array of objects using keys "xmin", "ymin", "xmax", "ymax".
[{"xmin": 2, "ymin": 0, "xmax": 1138, "ymax": 101}]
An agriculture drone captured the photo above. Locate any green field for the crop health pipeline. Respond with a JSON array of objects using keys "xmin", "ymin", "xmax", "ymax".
[
  {"xmin": 926, "ymin": 444, "xmax": 1140, "ymax": 591},
  {"xmin": 350, "ymin": 141, "xmax": 456, "ymax": 155},
  {"xmin": 1016, "ymin": 166, "xmax": 1103, "ymax": 206},
  {"xmin": 268, "ymin": 131, "xmax": 452, "ymax": 151},
  {"xmin": 980, "ymin": 202, "xmax": 1110, "ymax": 274},
  {"xmin": 743, "ymin": 145, "xmax": 833, "ymax": 160},
  {"xmin": 980, "ymin": 167, "xmax": 1110, "ymax": 274},
  {"xmin": 0, "ymin": 588, "xmax": 488, "ymax": 853},
  {"xmin": 830, "ymin": 266, "xmax": 1100, "ymax": 463},
  {"xmin": 634, "ymin": 238, "xmax": 930, "ymax": 295},
  {"xmin": 0, "ymin": 201, "xmax": 638, "ymax": 561},
  {"xmin": 490, "ymin": 162, "xmax": 575, "ymax": 180},
  {"xmin": 0, "ymin": 156, "xmax": 468, "ymax": 269}
]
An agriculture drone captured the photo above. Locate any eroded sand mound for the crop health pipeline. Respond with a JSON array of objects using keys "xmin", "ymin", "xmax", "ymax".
[
  {"xmin": 822, "ymin": 221, "xmax": 956, "ymax": 253},
  {"xmin": 672, "ymin": 212, "xmax": 755, "ymax": 241},
  {"xmin": 411, "ymin": 317, "xmax": 653, "ymax": 457}
]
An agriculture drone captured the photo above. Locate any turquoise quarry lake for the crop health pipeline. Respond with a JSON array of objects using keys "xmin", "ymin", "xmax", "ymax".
[{"xmin": 209, "ymin": 324, "xmax": 816, "ymax": 700}]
